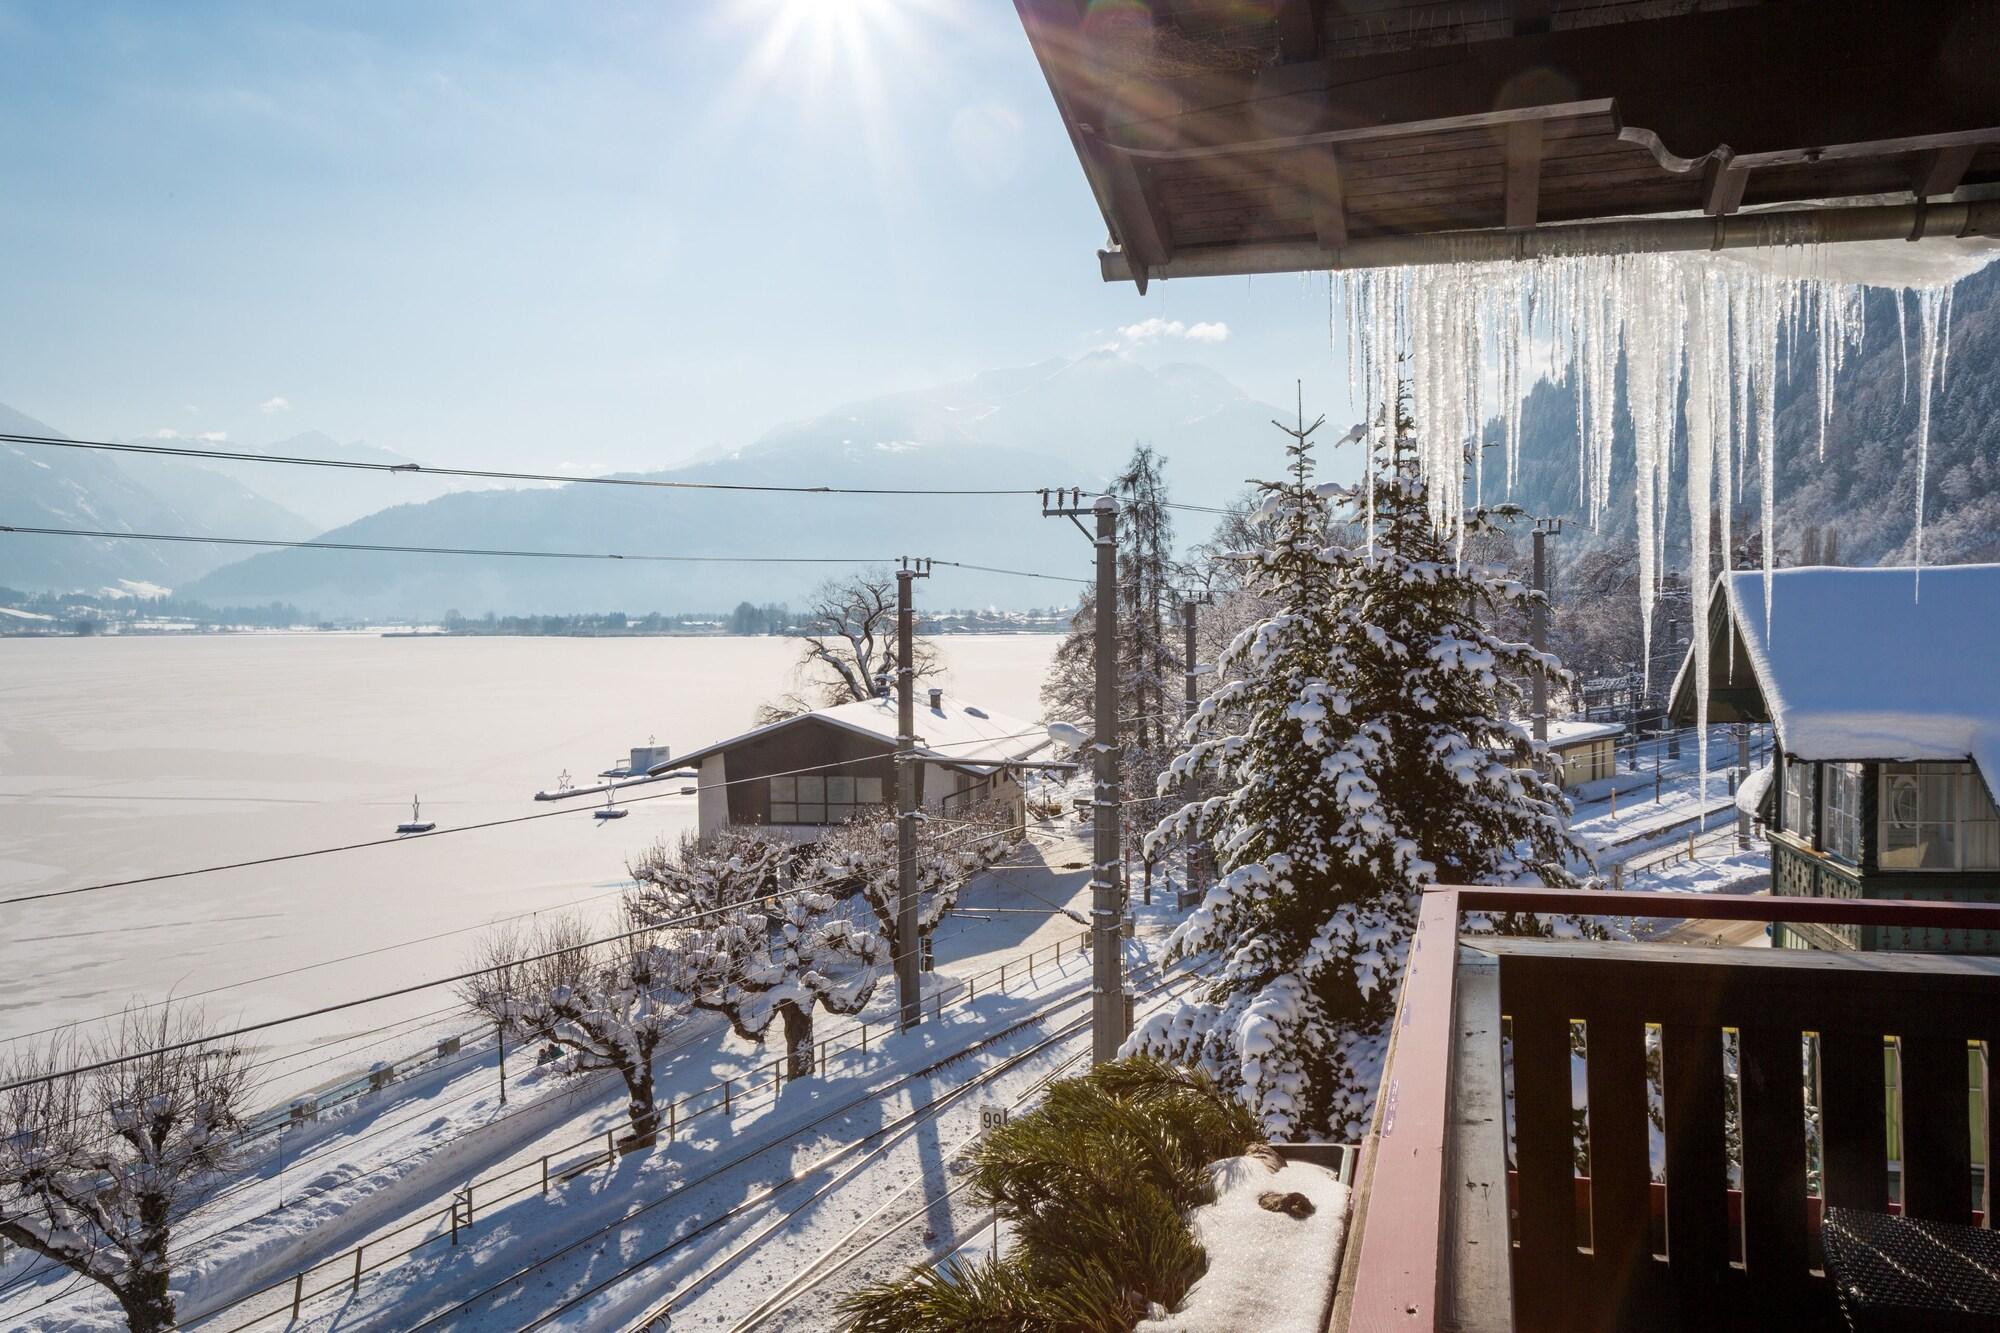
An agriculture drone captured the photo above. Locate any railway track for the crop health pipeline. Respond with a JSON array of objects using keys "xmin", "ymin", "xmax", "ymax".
[{"xmin": 366, "ymin": 961, "xmax": 1200, "ymax": 1331}]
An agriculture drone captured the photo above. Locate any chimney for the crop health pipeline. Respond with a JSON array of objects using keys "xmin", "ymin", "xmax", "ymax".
[{"xmin": 928, "ymin": 687, "xmax": 944, "ymax": 711}]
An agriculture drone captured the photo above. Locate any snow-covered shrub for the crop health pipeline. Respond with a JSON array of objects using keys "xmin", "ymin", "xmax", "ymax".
[
  {"xmin": 1133, "ymin": 394, "xmax": 1589, "ymax": 1139},
  {"xmin": 462, "ymin": 914, "xmax": 682, "ymax": 1147},
  {"xmin": 0, "ymin": 1006, "xmax": 250, "ymax": 1333}
]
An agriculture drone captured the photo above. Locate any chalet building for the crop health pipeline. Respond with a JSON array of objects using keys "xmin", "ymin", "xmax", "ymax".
[
  {"xmin": 1669, "ymin": 565, "xmax": 2000, "ymax": 953},
  {"xmin": 674, "ymin": 690, "xmax": 1046, "ymax": 838}
]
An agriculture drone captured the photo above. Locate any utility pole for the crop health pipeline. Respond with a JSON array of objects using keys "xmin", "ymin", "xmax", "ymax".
[
  {"xmin": 895, "ymin": 557, "xmax": 932, "ymax": 1032},
  {"xmin": 1042, "ymin": 488, "xmax": 1123, "ymax": 1064},
  {"xmin": 1181, "ymin": 594, "xmax": 1209, "ymax": 903},
  {"xmin": 1530, "ymin": 519, "xmax": 1561, "ymax": 744},
  {"xmin": 1736, "ymin": 722, "xmax": 1753, "ymax": 848}
]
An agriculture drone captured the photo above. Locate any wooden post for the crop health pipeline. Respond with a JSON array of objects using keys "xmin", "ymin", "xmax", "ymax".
[
  {"xmin": 541, "ymin": 1155, "xmax": 549, "ymax": 1193},
  {"xmin": 668, "ymin": 1100, "xmax": 676, "ymax": 1139},
  {"xmin": 724, "ymin": 1080, "xmax": 732, "ymax": 1113},
  {"xmin": 606, "ymin": 1128, "xmax": 615, "ymax": 1160},
  {"xmin": 1000, "ymin": 962, "xmax": 1007, "ymax": 992},
  {"xmin": 293, "ymin": 1273, "xmax": 304, "ymax": 1320},
  {"xmin": 353, "ymin": 1246, "xmax": 363, "ymax": 1292}
]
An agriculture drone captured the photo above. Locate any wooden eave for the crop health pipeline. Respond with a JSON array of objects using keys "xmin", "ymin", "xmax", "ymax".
[{"xmin": 1015, "ymin": 0, "xmax": 2000, "ymax": 287}]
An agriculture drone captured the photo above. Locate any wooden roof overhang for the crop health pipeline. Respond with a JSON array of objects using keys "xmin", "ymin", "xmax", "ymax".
[{"xmin": 1014, "ymin": 0, "xmax": 2000, "ymax": 289}]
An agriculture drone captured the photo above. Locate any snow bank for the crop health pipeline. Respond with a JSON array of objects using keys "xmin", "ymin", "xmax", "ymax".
[
  {"xmin": 1135, "ymin": 1153, "xmax": 1350, "ymax": 1333},
  {"xmin": 1715, "ymin": 565, "xmax": 2000, "ymax": 782}
]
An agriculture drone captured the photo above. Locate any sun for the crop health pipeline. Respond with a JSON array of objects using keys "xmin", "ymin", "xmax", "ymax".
[{"xmin": 728, "ymin": 0, "xmax": 936, "ymax": 108}]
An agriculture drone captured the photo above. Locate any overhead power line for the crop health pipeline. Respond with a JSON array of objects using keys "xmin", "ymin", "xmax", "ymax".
[
  {"xmin": 0, "ymin": 525, "xmax": 1090, "ymax": 585},
  {"xmin": 0, "ymin": 431, "xmax": 1046, "ymax": 498},
  {"xmin": 0, "ymin": 524, "xmax": 883, "ymax": 566}
]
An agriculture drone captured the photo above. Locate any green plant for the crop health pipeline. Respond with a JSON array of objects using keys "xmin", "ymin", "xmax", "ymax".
[{"xmin": 839, "ymin": 1057, "xmax": 1260, "ymax": 1331}]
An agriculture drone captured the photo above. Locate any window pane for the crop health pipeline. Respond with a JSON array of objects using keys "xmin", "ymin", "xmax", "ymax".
[
  {"xmin": 771, "ymin": 803, "xmax": 796, "ymax": 824},
  {"xmin": 798, "ymin": 775, "xmax": 825, "ymax": 801},
  {"xmin": 856, "ymin": 777, "xmax": 884, "ymax": 804},
  {"xmin": 798, "ymin": 802, "xmax": 826, "ymax": 824},
  {"xmin": 827, "ymin": 776, "xmax": 854, "ymax": 804},
  {"xmin": 771, "ymin": 776, "xmax": 795, "ymax": 801}
]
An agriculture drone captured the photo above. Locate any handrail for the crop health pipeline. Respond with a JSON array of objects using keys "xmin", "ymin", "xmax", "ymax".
[{"xmin": 1338, "ymin": 886, "xmax": 2000, "ymax": 1331}]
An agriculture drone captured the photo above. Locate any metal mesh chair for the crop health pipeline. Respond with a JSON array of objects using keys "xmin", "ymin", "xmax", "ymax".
[{"xmin": 1822, "ymin": 1205, "xmax": 2000, "ymax": 1333}]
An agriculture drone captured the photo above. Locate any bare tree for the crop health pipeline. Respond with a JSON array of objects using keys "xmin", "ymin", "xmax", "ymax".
[
  {"xmin": 0, "ymin": 1006, "xmax": 250, "ymax": 1333},
  {"xmin": 629, "ymin": 828, "xmax": 885, "ymax": 1078},
  {"xmin": 811, "ymin": 797, "xmax": 1021, "ymax": 961},
  {"xmin": 759, "ymin": 570, "xmax": 941, "ymax": 723},
  {"xmin": 461, "ymin": 916, "xmax": 681, "ymax": 1149}
]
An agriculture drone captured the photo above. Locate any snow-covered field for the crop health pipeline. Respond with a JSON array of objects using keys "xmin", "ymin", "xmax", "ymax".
[{"xmin": 0, "ymin": 634, "xmax": 1056, "ymax": 1081}]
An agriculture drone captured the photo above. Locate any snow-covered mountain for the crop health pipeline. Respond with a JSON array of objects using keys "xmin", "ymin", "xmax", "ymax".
[
  {"xmin": 183, "ymin": 352, "xmax": 1312, "ymax": 617},
  {"xmin": 193, "ymin": 431, "xmax": 480, "ymax": 531},
  {"xmin": 0, "ymin": 404, "xmax": 319, "ymax": 595}
]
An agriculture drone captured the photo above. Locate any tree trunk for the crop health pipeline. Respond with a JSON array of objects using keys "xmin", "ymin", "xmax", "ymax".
[
  {"xmin": 780, "ymin": 1001, "xmax": 814, "ymax": 1081},
  {"xmin": 618, "ymin": 1062, "xmax": 659, "ymax": 1150},
  {"xmin": 118, "ymin": 1273, "xmax": 176, "ymax": 1333}
]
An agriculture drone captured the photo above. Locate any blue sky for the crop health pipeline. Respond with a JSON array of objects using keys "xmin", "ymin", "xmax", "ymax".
[{"xmin": 0, "ymin": 1, "xmax": 1353, "ymax": 473}]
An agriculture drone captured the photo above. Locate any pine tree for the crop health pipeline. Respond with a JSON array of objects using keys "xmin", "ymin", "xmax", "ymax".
[{"xmin": 1135, "ymin": 392, "xmax": 1587, "ymax": 1139}]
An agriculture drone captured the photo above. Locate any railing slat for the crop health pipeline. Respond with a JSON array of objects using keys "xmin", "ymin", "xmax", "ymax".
[
  {"xmin": 1582, "ymin": 1011, "xmax": 1654, "ymax": 1320},
  {"xmin": 1740, "ymin": 1023, "xmax": 1811, "ymax": 1309},
  {"xmin": 1662, "ymin": 1020, "xmax": 1729, "ymax": 1320},
  {"xmin": 1819, "ymin": 1029, "xmax": 1889, "ymax": 1213},
  {"xmin": 1898, "ymin": 1031, "xmax": 1972, "ymax": 1224},
  {"xmin": 1502, "ymin": 980, "xmax": 1577, "ymax": 1330}
]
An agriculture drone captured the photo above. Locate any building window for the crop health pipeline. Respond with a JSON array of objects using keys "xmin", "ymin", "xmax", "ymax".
[
  {"xmin": 1823, "ymin": 762, "xmax": 1862, "ymax": 864},
  {"xmin": 1783, "ymin": 757, "xmax": 1817, "ymax": 845},
  {"xmin": 769, "ymin": 773, "xmax": 885, "ymax": 826},
  {"xmin": 1879, "ymin": 762, "xmax": 2000, "ymax": 871}
]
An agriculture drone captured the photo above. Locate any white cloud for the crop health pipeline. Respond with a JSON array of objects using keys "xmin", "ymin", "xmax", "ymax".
[
  {"xmin": 149, "ymin": 428, "xmax": 183, "ymax": 439},
  {"xmin": 196, "ymin": 431, "xmax": 229, "ymax": 443},
  {"xmin": 259, "ymin": 396, "xmax": 291, "ymax": 414},
  {"xmin": 1115, "ymin": 317, "xmax": 1230, "ymax": 344}
]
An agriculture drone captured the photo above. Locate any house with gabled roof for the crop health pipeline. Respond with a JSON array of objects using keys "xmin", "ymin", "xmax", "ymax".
[
  {"xmin": 1669, "ymin": 564, "xmax": 2000, "ymax": 952},
  {"xmin": 674, "ymin": 688, "xmax": 1048, "ymax": 837}
]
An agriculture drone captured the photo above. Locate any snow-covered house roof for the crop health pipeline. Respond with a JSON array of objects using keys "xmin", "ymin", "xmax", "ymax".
[
  {"xmin": 1669, "ymin": 564, "xmax": 2000, "ymax": 788},
  {"xmin": 1544, "ymin": 720, "xmax": 1624, "ymax": 749},
  {"xmin": 674, "ymin": 693, "xmax": 1048, "ymax": 775}
]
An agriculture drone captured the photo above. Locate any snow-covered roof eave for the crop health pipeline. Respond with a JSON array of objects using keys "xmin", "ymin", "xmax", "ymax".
[
  {"xmin": 1697, "ymin": 565, "xmax": 2000, "ymax": 794},
  {"xmin": 673, "ymin": 699, "xmax": 1049, "ymax": 772}
]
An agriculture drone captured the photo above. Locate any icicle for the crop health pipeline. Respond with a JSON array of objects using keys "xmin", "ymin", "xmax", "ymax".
[
  {"xmin": 1685, "ymin": 271, "xmax": 1715, "ymax": 818},
  {"xmin": 1897, "ymin": 289, "xmax": 1909, "ymax": 404},
  {"xmin": 1912, "ymin": 285, "xmax": 1947, "ymax": 598}
]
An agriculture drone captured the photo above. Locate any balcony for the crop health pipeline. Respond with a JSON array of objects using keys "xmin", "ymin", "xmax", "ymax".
[{"xmin": 1332, "ymin": 889, "xmax": 2000, "ymax": 1332}]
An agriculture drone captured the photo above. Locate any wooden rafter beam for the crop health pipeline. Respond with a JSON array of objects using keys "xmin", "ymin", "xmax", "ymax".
[
  {"xmin": 1513, "ymin": 0, "xmax": 1552, "ymax": 37},
  {"xmin": 1703, "ymin": 151, "xmax": 1748, "ymax": 217},
  {"xmin": 1914, "ymin": 144, "xmax": 1978, "ymax": 198},
  {"xmin": 1504, "ymin": 119, "xmax": 1543, "ymax": 229},
  {"xmin": 1304, "ymin": 145, "xmax": 1347, "ymax": 249},
  {"xmin": 1273, "ymin": 0, "xmax": 1320, "ymax": 63}
]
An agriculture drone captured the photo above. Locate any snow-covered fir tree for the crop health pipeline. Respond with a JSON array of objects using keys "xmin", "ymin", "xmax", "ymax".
[
  {"xmin": 1133, "ymin": 393, "xmax": 1587, "ymax": 1139},
  {"xmin": 0, "ymin": 1007, "xmax": 250, "ymax": 1333}
]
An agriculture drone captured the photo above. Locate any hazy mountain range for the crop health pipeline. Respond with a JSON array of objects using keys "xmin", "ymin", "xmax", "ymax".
[
  {"xmin": 5, "ymin": 267, "xmax": 1997, "ymax": 616},
  {"xmin": 1, "ymin": 354, "xmax": 1316, "ymax": 614}
]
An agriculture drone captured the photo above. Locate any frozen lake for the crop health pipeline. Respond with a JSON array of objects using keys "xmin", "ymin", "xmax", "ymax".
[{"xmin": 0, "ymin": 633, "xmax": 1055, "ymax": 1091}]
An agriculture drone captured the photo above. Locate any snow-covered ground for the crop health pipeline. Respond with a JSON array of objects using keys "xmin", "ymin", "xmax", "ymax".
[{"xmin": 0, "ymin": 823, "xmax": 1195, "ymax": 1331}]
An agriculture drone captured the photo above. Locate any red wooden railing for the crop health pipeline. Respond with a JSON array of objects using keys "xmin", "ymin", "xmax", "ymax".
[{"xmin": 1340, "ymin": 888, "xmax": 2000, "ymax": 1333}]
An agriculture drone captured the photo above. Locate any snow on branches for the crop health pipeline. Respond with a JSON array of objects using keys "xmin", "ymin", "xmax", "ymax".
[
  {"xmin": 0, "ymin": 1005, "xmax": 250, "ymax": 1333},
  {"xmin": 811, "ymin": 797, "xmax": 1021, "ymax": 957},
  {"xmin": 629, "ymin": 828, "xmax": 888, "ymax": 1080},
  {"xmin": 1132, "ymin": 393, "xmax": 1589, "ymax": 1140},
  {"xmin": 462, "ymin": 914, "xmax": 683, "ymax": 1147}
]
